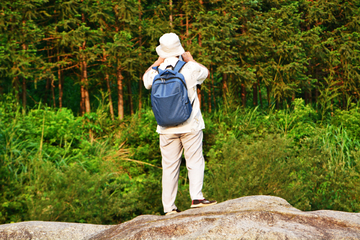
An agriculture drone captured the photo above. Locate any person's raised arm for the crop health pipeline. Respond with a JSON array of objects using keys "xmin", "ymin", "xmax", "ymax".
[{"xmin": 181, "ymin": 51, "xmax": 209, "ymax": 78}]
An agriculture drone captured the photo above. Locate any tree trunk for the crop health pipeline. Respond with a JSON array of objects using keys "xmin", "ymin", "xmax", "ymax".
[
  {"xmin": 197, "ymin": 86, "xmax": 202, "ymax": 110},
  {"xmin": 80, "ymin": 83, "xmax": 85, "ymax": 116},
  {"xmin": 208, "ymin": 67, "xmax": 213, "ymax": 113},
  {"xmin": 186, "ymin": 3, "xmax": 190, "ymax": 46},
  {"xmin": 102, "ymin": 47, "xmax": 114, "ymax": 120},
  {"xmin": 223, "ymin": 73, "xmax": 228, "ymax": 105},
  {"xmin": 82, "ymin": 55, "xmax": 93, "ymax": 142},
  {"xmin": 22, "ymin": 77, "xmax": 26, "ymax": 110},
  {"xmin": 315, "ymin": 67, "xmax": 320, "ymax": 110},
  {"xmin": 128, "ymin": 80, "xmax": 134, "ymax": 115},
  {"xmin": 44, "ymin": 78, "xmax": 50, "ymax": 106},
  {"xmin": 106, "ymin": 73, "xmax": 114, "ymax": 120},
  {"xmin": 81, "ymin": 4, "xmax": 90, "ymax": 115},
  {"xmin": 258, "ymin": 80, "xmax": 262, "ymax": 107},
  {"xmin": 252, "ymin": 83, "xmax": 257, "ymax": 106},
  {"xmin": 83, "ymin": 60, "xmax": 91, "ymax": 114},
  {"xmin": 241, "ymin": 83, "xmax": 246, "ymax": 107},
  {"xmin": 117, "ymin": 67, "xmax": 124, "ymax": 120},
  {"xmin": 22, "ymin": 44, "xmax": 27, "ymax": 110},
  {"xmin": 138, "ymin": 0, "xmax": 143, "ymax": 116},
  {"xmin": 80, "ymin": 59, "xmax": 85, "ymax": 115},
  {"xmin": 212, "ymin": 72, "xmax": 215, "ymax": 111},
  {"xmin": 13, "ymin": 76, "xmax": 20, "ymax": 102},
  {"xmin": 139, "ymin": 73, "xmax": 143, "ymax": 116},
  {"xmin": 208, "ymin": 67, "xmax": 212, "ymax": 113},
  {"xmin": 169, "ymin": 0, "xmax": 173, "ymax": 29},
  {"xmin": 208, "ymin": 89, "xmax": 211, "ymax": 113},
  {"xmin": 304, "ymin": 89, "xmax": 308, "ymax": 105},
  {"xmin": 139, "ymin": 74, "xmax": 143, "ymax": 109},
  {"xmin": 58, "ymin": 53, "xmax": 63, "ymax": 109},
  {"xmin": 307, "ymin": 56, "xmax": 312, "ymax": 106},
  {"xmin": 50, "ymin": 45, "xmax": 56, "ymax": 109},
  {"xmin": 55, "ymin": 14, "xmax": 63, "ymax": 109},
  {"xmin": 51, "ymin": 77, "xmax": 56, "ymax": 108},
  {"xmin": 45, "ymin": 38, "xmax": 51, "ymax": 106}
]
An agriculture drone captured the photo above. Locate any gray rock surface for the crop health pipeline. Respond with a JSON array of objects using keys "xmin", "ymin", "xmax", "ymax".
[
  {"xmin": 0, "ymin": 221, "xmax": 111, "ymax": 240},
  {"xmin": 89, "ymin": 195, "xmax": 360, "ymax": 240},
  {"xmin": 1, "ymin": 195, "xmax": 360, "ymax": 240}
]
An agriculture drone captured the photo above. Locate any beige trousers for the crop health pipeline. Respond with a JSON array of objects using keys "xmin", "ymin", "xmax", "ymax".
[{"xmin": 160, "ymin": 130, "xmax": 205, "ymax": 213}]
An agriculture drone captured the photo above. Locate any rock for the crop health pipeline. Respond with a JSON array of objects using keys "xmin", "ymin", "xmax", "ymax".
[
  {"xmin": 1, "ymin": 195, "xmax": 359, "ymax": 240},
  {"xmin": 0, "ymin": 221, "xmax": 111, "ymax": 240},
  {"xmin": 88, "ymin": 195, "xmax": 360, "ymax": 240}
]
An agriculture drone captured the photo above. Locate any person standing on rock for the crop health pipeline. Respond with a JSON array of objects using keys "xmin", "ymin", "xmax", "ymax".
[{"xmin": 142, "ymin": 32, "xmax": 217, "ymax": 216}]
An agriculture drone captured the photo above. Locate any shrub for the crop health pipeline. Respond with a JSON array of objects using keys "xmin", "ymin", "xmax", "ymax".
[{"xmin": 204, "ymin": 134, "xmax": 360, "ymax": 212}]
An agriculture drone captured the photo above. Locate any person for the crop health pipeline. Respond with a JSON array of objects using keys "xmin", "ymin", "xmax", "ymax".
[{"xmin": 142, "ymin": 32, "xmax": 216, "ymax": 216}]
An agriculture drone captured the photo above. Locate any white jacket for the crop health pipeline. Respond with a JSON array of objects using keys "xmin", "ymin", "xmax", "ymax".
[{"xmin": 143, "ymin": 57, "xmax": 208, "ymax": 134}]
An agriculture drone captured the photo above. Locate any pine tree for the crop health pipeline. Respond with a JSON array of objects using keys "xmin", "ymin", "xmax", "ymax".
[{"xmin": 0, "ymin": 0, "xmax": 46, "ymax": 109}]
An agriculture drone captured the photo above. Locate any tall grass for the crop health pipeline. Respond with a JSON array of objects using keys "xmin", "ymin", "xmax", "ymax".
[
  {"xmin": 203, "ymin": 99, "xmax": 360, "ymax": 212},
  {"xmin": 1, "ymin": 94, "xmax": 359, "ymax": 224},
  {"xmin": 320, "ymin": 125, "xmax": 360, "ymax": 169},
  {"xmin": 204, "ymin": 133, "xmax": 360, "ymax": 212},
  {"xmin": 0, "ymin": 95, "xmax": 163, "ymax": 224}
]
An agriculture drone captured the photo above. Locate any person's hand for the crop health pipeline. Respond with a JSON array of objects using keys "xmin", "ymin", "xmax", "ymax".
[
  {"xmin": 144, "ymin": 56, "xmax": 165, "ymax": 75},
  {"xmin": 182, "ymin": 51, "xmax": 209, "ymax": 78},
  {"xmin": 181, "ymin": 51, "xmax": 195, "ymax": 63}
]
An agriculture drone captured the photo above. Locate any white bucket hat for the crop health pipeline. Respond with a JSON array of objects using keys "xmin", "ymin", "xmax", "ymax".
[{"xmin": 156, "ymin": 33, "xmax": 185, "ymax": 58}]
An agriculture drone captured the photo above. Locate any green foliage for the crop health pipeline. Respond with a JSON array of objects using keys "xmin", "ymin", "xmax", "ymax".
[
  {"xmin": 2, "ymin": 0, "xmax": 360, "ymax": 113},
  {"xmin": 331, "ymin": 103, "xmax": 360, "ymax": 138},
  {"xmin": 0, "ymin": 95, "xmax": 163, "ymax": 224},
  {"xmin": 21, "ymin": 108, "xmax": 83, "ymax": 146},
  {"xmin": 204, "ymin": 134, "xmax": 360, "ymax": 212},
  {"xmin": 3, "ymin": 0, "xmax": 360, "ymax": 226},
  {"xmin": 318, "ymin": 125, "xmax": 360, "ymax": 169},
  {"xmin": 203, "ymin": 99, "xmax": 359, "ymax": 213},
  {"xmin": 1, "ymin": 94, "xmax": 360, "ymax": 225},
  {"xmin": 269, "ymin": 98, "xmax": 318, "ymax": 140},
  {"xmin": 206, "ymin": 135, "xmax": 309, "ymax": 210},
  {"xmin": 120, "ymin": 108, "xmax": 161, "ymax": 166}
]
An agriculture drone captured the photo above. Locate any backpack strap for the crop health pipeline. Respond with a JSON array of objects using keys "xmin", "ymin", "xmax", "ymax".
[
  {"xmin": 152, "ymin": 60, "xmax": 186, "ymax": 75},
  {"xmin": 153, "ymin": 66, "xmax": 167, "ymax": 75},
  {"xmin": 152, "ymin": 66, "xmax": 159, "ymax": 73},
  {"xmin": 173, "ymin": 60, "xmax": 186, "ymax": 73}
]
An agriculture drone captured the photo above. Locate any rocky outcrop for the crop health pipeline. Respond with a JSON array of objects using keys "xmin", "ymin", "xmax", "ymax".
[
  {"xmin": 1, "ymin": 195, "xmax": 360, "ymax": 239},
  {"xmin": 0, "ymin": 221, "xmax": 111, "ymax": 240},
  {"xmin": 89, "ymin": 195, "xmax": 360, "ymax": 239}
]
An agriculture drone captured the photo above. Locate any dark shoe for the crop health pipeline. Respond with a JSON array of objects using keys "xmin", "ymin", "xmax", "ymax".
[
  {"xmin": 191, "ymin": 199, "xmax": 217, "ymax": 208},
  {"xmin": 165, "ymin": 208, "xmax": 181, "ymax": 216}
]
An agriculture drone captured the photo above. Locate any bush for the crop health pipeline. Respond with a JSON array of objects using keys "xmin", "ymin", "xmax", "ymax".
[
  {"xmin": 0, "ymin": 96, "xmax": 163, "ymax": 224},
  {"xmin": 332, "ymin": 104, "xmax": 360, "ymax": 139},
  {"xmin": 204, "ymin": 134, "xmax": 360, "ymax": 212}
]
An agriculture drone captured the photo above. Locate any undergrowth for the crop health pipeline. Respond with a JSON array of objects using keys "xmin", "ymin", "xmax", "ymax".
[{"xmin": 1, "ymin": 95, "xmax": 359, "ymax": 224}]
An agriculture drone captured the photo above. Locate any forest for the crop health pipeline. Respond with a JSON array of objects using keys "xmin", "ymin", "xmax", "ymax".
[{"xmin": 1, "ymin": 0, "xmax": 360, "ymax": 224}]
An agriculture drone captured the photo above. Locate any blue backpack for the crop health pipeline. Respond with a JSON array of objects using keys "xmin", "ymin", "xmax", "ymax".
[{"xmin": 151, "ymin": 60, "xmax": 192, "ymax": 127}]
